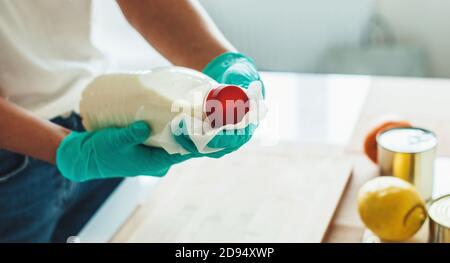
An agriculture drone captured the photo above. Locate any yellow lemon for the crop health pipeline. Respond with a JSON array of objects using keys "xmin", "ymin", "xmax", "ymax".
[{"xmin": 358, "ymin": 176, "xmax": 427, "ymax": 241}]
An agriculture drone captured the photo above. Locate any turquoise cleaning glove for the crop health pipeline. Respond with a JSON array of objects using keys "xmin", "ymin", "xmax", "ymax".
[
  {"xmin": 57, "ymin": 121, "xmax": 192, "ymax": 182},
  {"xmin": 173, "ymin": 52, "xmax": 265, "ymax": 158},
  {"xmin": 203, "ymin": 52, "xmax": 265, "ymax": 96}
]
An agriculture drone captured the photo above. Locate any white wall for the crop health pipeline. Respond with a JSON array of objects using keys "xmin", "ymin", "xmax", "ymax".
[
  {"xmin": 201, "ymin": 0, "xmax": 450, "ymax": 78},
  {"xmin": 92, "ymin": 0, "xmax": 373, "ymax": 74},
  {"xmin": 91, "ymin": 0, "xmax": 450, "ymax": 78},
  {"xmin": 199, "ymin": 0, "xmax": 373, "ymax": 73},
  {"xmin": 375, "ymin": 0, "xmax": 450, "ymax": 78}
]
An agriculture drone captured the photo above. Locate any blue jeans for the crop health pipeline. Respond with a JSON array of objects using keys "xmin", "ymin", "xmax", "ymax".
[{"xmin": 0, "ymin": 113, "xmax": 122, "ymax": 243}]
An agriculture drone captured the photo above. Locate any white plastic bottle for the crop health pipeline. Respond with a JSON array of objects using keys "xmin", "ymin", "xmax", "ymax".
[{"xmin": 79, "ymin": 67, "xmax": 261, "ymax": 154}]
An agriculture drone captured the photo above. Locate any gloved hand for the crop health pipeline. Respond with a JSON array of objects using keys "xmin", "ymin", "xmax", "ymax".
[
  {"xmin": 173, "ymin": 52, "xmax": 265, "ymax": 158},
  {"xmin": 56, "ymin": 121, "xmax": 192, "ymax": 182},
  {"xmin": 204, "ymin": 52, "xmax": 265, "ymax": 95}
]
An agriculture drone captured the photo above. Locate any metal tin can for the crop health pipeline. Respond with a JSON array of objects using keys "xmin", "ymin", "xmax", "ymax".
[
  {"xmin": 377, "ymin": 127, "xmax": 437, "ymax": 201},
  {"xmin": 428, "ymin": 194, "xmax": 450, "ymax": 243}
]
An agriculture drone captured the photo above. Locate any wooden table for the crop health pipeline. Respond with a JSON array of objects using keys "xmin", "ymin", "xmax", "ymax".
[{"xmin": 79, "ymin": 72, "xmax": 450, "ymax": 242}]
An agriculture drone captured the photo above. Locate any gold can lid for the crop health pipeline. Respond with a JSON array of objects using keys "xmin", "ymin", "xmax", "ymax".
[
  {"xmin": 429, "ymin": 194, "xmax": 450, "ymax": 228},
  {"xmin": 377, "ymin": 127, "xmax": 437, "ymax": 153}
]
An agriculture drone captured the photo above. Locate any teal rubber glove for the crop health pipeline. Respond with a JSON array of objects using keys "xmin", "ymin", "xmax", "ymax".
[
  {"xmin": 57, "ymin": 121, "xmax": 192, "ymax": 182},
  {"xmin": 203, "ymin": 52, "xmax": 265, "ymax": 96},
  {"xmin": 173, "ymin": 52, "xmax": 265, "ymax": 158}
]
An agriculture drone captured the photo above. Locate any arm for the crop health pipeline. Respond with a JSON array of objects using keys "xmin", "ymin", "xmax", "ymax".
[
  {"xmin": 117, "ymin": 0, "xmax": 235, "ymax": 71},
  {"xmin": 0, "ymin": 97, "xmax": 69, "ymax": 164},
  {"xmin": 118, "ymin": 0, "xmax": 265, "ymax": 156},
  {"xmin": 0, "ymin": 97, "xmax": 191, "ymax": 181},
  {"xmin": 2, "ymin": 0, "xmax": 231, "ymax": 177}
]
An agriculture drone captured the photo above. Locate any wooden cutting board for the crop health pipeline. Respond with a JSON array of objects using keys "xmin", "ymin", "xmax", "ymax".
[{"xmin": 111, "ymin": 143, "xmax": 353, "ymax": 243}]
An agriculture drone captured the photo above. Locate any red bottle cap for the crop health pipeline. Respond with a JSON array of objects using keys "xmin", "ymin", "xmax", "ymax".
[{"xmin": 205, "ymin": 85, "xmax": 250, "ymax": 128}]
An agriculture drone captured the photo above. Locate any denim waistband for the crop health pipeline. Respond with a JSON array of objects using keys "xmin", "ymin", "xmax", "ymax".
[{"xmin": 51, "ymin": 112, "xmax": 85, "ymax": 133}]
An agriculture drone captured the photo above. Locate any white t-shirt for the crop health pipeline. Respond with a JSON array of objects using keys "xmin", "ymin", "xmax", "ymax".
[{"xmin": 0, "ymin": 0, "xmax": 107, "ymax": 119}]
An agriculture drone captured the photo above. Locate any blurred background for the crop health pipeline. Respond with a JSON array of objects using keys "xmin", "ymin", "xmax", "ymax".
[{"xmin": 92, "ymin": 0, "xmax": 450, "ymax": 78}]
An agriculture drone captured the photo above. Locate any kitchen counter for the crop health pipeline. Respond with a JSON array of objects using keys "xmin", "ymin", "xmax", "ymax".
[{"xmin": 77, "ymin": 72, "xmax": 450, "ymax": 242}]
